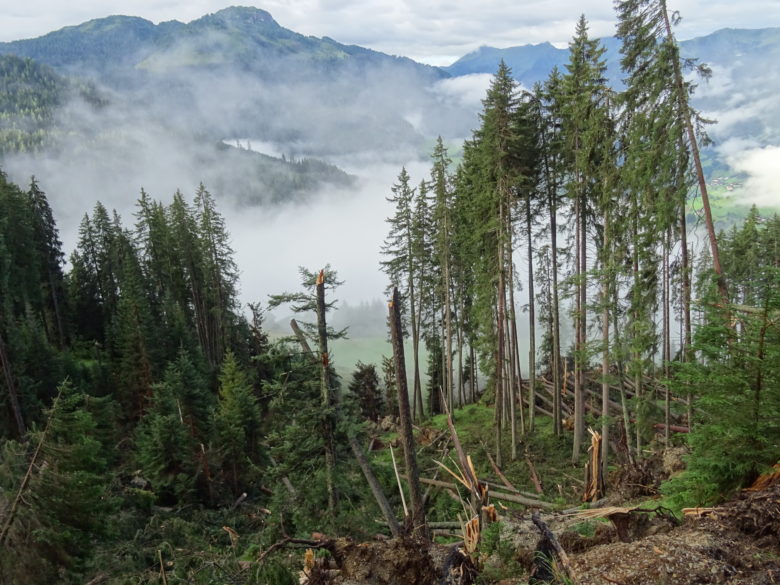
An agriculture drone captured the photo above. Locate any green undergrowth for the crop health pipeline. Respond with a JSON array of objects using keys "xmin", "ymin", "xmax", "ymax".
[{"xmin": 369, "ymin": 402, "xmax": 588, "ymax": 529}]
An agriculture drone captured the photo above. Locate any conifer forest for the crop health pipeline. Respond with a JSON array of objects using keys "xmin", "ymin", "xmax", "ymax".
[{"xmin": 0, "ymin": 1, "xmax": 778, "ymax": 584}]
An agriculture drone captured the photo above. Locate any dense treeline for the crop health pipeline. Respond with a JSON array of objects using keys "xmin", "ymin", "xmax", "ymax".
[
  {"xmin": 381, "ymin": 1, "xmax": 779, "ymax": 498},
  {"xmin": 0, "ymin": 170, "xmax": 394, "ymax": 584}
]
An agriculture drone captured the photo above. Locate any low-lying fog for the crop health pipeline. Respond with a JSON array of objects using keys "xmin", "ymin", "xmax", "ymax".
[{"xmin": 2, "ymin": 46, "xmax": 778, "ymax": 375}]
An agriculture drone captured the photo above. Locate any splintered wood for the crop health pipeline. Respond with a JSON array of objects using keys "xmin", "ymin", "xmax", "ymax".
[{"xmin": 582, "ymin": 428, "xmax": 604, "ymax": 502}]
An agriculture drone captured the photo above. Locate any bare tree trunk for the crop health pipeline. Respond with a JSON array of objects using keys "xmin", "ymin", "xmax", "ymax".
[
  {"xmin": 508, "ymin": 253, "xmax": 524, "ymax": 434},
  {"xmin": 631, "ymin": 200, "xmax": 643, "ymax": 457},
  {"xmin": 608, "ymin": 295, "xmax": 635, "ymax": 466},
  {"xmin": 456, "ymin": 301, "xmax": 465, "ymax": 407},
  {"xmin": 663, "ymin": 228, "xmax": 672, "ymax": 443},
  {"xmin": 506, "ymin": 256, "xmax": 518, "ymax": 460},
  {"xmin": 572, "ymin": 192, "xmax": 584, "ymax": 463},
  {"xmin": 444, "ymin": 247, "xmax": 454, "ymax": 414},
  {"xmin": 413, "ymin": 254, "xmax": 427, "ymax": 420},
  {"xmin": 348, "ymin": 435, "xmax": 402, "ymax": 538},
  {"xmin": 527, "ymin": 197, "xmax": 537, "ymax": 433},
  {"xmin": 409, "ymin": 277, "xmax": 422, "ymax": 422},
  {"xmin": 680, "ymin": 205, "xmax": 693, "ymax": 427},
  {"xmin": 389, "ymin": 287, "xmax": 429, "ymax": 540},
  {"xmin": 551, "ymin": 203, "xmax": 563, "ymax": 437},
  {"xmin": 470, "ymin": 344, "xmax": 477, "ymax": 403},
  {"xmin": 601, "ymin": 210, "xmax": 611, "ymax": 483},
  {"xmin": 661, "ymin": 0, "xmax": 727, "ymax": 305},
  {"xmin": 495, "ymin": 201, "xmax": 507, "ymax": 468},
  {"xmin": 315, "ymin": 270, "xmax": 338, "ymax": 523}
]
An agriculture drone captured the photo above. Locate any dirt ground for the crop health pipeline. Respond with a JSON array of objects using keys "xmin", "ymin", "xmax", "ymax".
[
  {"xmin": 298, "ymin": 462, "xmax": 780, "ymax": 585},
  {"xmin": 566, "ymin": 483, "xmax": 780, "ymax": 585}
]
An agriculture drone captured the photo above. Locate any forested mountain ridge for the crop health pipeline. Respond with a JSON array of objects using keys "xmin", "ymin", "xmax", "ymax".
[
  {"xmin": 1, "ymin": 11, "xmax": 777, "ymax": 206},
  {"xmin": 446, "ymin": 27, "xmax": 780, "ymax": 149},
  {"xmin": 444, "ymin": 27, "xmax": 780, "ymax": 222},
  {"xmin": 445, "ymin": 27, "xmax": 780, "ymax": 86},
  {"xmin": 0, "ymin": 6, "xmax": 462, "ymax": 212},
  {"xmin": 0, "ymin": 6, "xmax": 446, "ymax": 84},
  {"xmin": 0, "ymin": 55, "xmax": 106, "ymax": 154}
]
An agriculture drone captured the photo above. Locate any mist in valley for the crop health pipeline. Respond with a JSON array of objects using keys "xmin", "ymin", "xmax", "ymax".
[
  {"xmin": 0, "ymin": 38, "xmax": 494, "ymax": 375},
  {"xmin": 2, "ymin": 16, "xmax": 779, "ymax": 379}
]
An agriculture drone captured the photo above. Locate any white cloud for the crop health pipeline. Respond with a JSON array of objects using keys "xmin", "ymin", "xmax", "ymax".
[
  {"xmin": 726, "ymin": 145, "xmax": 780, "ymax": 208},
  {"xmin": 431, "ymin": 73, "xmax": 493, "ymax": 111}
]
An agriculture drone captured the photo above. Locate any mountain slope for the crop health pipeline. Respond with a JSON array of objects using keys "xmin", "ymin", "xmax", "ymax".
[
  {"xmin": 0, "ymin": 54, "xmax": 106, "ymax": 153},
  {"xmin": 444, "ymin": 27, "xmax": 780, "ymax": 149},
  {"xmin": 444, "ymin": 27, "xmax": 779, "ymax": 88},
  {"xmin": 0, "ymin": 6, "xmax": 445, "ymax": 82}
]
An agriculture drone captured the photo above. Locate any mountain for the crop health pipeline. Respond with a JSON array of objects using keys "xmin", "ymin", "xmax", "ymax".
[
  {"xmin": 1, "ymin": 8, "xmax": 777, "ymax": 223},
  {"xmin": 445, "ymin": 27, "xmax": 780, "ymax": 150},
  {"xmin": 0, "ymin": 7, "xmax": 445, "ymax": 84},
  {"xmin": 0, "ymin": 6, "xmax": 468, "ymax": 158},
  {"xmin": 445, "ymin": 42, "xmax": 564, "ymax": 85},
  {"xmin": 445, "ymin": 27, "xmax": 778, "ymax": 87},
  {"xmin": 0, "ymin": 6, "xmax": 479, "ymax": 218}
]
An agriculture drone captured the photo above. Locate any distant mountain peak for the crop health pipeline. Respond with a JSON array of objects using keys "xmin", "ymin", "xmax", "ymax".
[{"xmin": 196, "ymin": 6, "xmax": 279, "ymax": 28}]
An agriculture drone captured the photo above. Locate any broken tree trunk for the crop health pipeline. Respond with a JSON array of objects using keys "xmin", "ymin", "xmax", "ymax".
[
  {"xmin": 389, "ymin": 287, "xmax": 428, "ymax": 540},
  {"xmin": 0, "ymin": 383, "xmax": 63, "ymax": 545},
  {"xmin": 582, "ymin": 428, "xmax": 604, "ymax": 502},
  {"xmin": 531, "ymin": 511, "xmax": 578, "ymax": 584},
  {"xmin": 416, "ymin": 476, "xmax": 554, "ymax": 509},
  {"xmin": 289, "ymin": 318, "xmax": 399, "ymax": 536},
  {"xmin": 349, "ymin": 435, "xmax": 402, "ymax": 538},
  {"xmin": 315, "ymin": 270, "xmax": 338, "ymax": 524}
]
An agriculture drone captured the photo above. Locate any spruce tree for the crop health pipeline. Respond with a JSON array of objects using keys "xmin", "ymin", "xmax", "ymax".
[
  {"xmin": 380, "ymin": 167, "xmax": 425, "ymax": 419},
  {"xmin": 213, "ymin": 350, "xmax": 262, "ymax": 496},
  {"xmin": 348, "ymin": 361, "xmax": 383, "ymax": 422},
  {"xmin": 559, "ymin": 16, "xmax": 611, "ymax": 462}
]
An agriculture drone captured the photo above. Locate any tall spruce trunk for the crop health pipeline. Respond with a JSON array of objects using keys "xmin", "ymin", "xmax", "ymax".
[
  {"xmin": 389, "ymin": 287, "xmax": 428, "ymax": 539},
  {"xmin": 496, "ymin": 230, "xmax": 506, "ymax": 467},
  {"xmin": 601, "ymin": 209, "xmax": 611, "ymax": 482},
  {"xmin": 506, "ymin": 249, "xmax": 520, "ymax": 459},
  {"xmin": 540, "ymin": 115, "xmax": 563, "ymax": 437},
  {"xmin": 578, "ymin": 189, "xmax": 587, "ymax": 453},
  {"xmin": 526, "ymin": 197, "xmax": 537, "ymax": 433},
  {"xmin": 632, "ymin": 205, "xmax": 644, "ymax": 456},
  {"xmin": 444, "ymin": 227, "xmax": 454, "ymax": 414},
  {"xmin": 507, "ymin": 215, "xmax": 524, "ymax": 445},
  {"xmin": 550, "ymin": 196, "xmax": 563, "ymax": 437},
  {"xmin": 680, "ymin": 204, "xmax": 694, "ymax": 426},
  {"xmin": 315, "ymin": 270, "xmax": 338, "ymax": 523},
  {"xmin": 413, "ymin": 243, "xmax": 427, "ymax": 420},
  {"xmin": 663, "ymin": 228, "xmax": 672, "ymax": 442},
  {"xmin": 409, "ymin": 276, "xmax": 423, "ymax": 422},
  {"xmin": 508, "ymin": 271, "xmax": 524, "ymax": 431},
  {"xmin": 572, "ymin": 191, "xmax": 584, "ymax": 463},
  {"xmin": 456, "ymin": 301, "xmax": 465, "ymax": 407}
]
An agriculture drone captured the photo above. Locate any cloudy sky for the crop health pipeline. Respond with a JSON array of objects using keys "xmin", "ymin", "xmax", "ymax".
[{"xmin": 2, "ymin": 0, "xmax": 778, "ymax": 65}]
